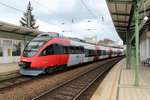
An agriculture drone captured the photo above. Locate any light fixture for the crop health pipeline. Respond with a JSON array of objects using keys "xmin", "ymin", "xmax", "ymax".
[
  {"xmin": 139, "ymin": 16, "xmax": 148, "ymax": 30},
  {"xmin": 144, "ymin": 16, "xmax": 148, "ymax": 20},
  {"xmin": 130, "ymin": 1, "xmax": 149, "ymax": 43},
  {"xmin": 130, "ymin": 16, "xmax": 148, "ymax": 43}
]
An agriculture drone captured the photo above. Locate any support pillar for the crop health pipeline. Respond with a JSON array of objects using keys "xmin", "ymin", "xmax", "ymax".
[
  {"xmin": 128, "ymin": 35, "xmax": 131, "ymax": 69},
  {"xmin": 134, "ymin": 5, "xmax": 139, "ymax": 86},
  {"xmin": 23, "ymin": 35, "xmax": 27, "ymax": 46},
  {"xmin": 126, "ymin": 31, "xmax": 131, "ymax": 69}
]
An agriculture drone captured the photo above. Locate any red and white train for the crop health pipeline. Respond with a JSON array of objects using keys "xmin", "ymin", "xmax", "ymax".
[{"xmin": 19, "ymin": 32, "xmax": 124, "ymax": 76}]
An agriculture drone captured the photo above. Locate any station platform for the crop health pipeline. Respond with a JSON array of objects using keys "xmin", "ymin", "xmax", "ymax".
[
  {"xmin": 0, "ymin": 63, "xmax": 19, "ymax": 75},
  {"xmin": 91, "ymin": 57, "xmax": 150, "ymax": 100}
]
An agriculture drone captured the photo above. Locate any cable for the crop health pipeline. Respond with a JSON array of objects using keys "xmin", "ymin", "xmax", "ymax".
[
  {"xmin": 32, "ymin": 0, "xmax": 102, "ymax": 32},
  {"xmin": 31, "ymin": 0, "xmax": 67, "ymax": 21},
  {"xmin": 80, "ymin": 0, "xmax": 101, "ymax": 23},
  {"xmin": 0, "ymin": 1, "xmax": 100, "ymax": 38},
  {"xmin": 0, "ymin": 2, "xmax": 24, "ymax": 13},
  {"xmin": 80, "ymin": 0, "xmax": 103, "ymax": 30},
  {"xmin": 0, "ymin": 1, "xmax": 71, "ymax": 32},
  {"xmin": 80, "ymin": 0, "xmax": 97, "ymax": 20},
  {"xmin": 89, "ymin": 0, "xmax": 105, "ymax": 29},
  {"xmin": 90, "ymin": 0, "xmax": 104, "ymax": 19}
]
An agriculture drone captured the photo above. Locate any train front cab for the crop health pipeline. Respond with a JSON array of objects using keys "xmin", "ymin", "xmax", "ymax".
[{"xmin": 20, "ymin": 39, "xmax": 86, "ymax": 76}]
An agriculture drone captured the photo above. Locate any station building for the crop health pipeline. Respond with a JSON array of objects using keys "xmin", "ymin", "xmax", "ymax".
[
  {"xmin": 140, "ymin": 31, "xmax": 150, "ymax": 61},
  {"xmin": 0, "ymin": 21, "xmax": 41, "ymax": 64}
]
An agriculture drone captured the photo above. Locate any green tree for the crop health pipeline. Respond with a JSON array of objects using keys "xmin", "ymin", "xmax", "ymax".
[{"xmin": 19, "ymin": 2, "xmax": 39, "ymax": 30}]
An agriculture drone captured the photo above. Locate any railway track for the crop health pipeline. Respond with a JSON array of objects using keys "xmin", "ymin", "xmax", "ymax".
[
  {"xmin": 0, "ymin": 59, "xmax": 107, "ymax": 93},
  {"xmin": 32, "ymin": 57, "xmax": 122, "ymax": 100},
  {"xmin": 0, "ymin": 75, "xmax": 32, "ymax": 91}
]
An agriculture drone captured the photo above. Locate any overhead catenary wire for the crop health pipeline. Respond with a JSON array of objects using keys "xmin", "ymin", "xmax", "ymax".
[
  {"xmin": 0, "ymin": 1, "xmax": 75, "ymax": 33},
  {"xmin": 30, "ymin": 0, "xmax": 67, "ymax": 22},
  {"xmin": 90, "ymin": 0, "xmax": 105, "ymax": 21},
  {"xmin": 0, "ymin": 1, "xmax": 101, "ymax": 38},
  {"xmin": 80, "ymin": 0, "xmax": 103, "ymax": 30},
  {"xmin": 0, "ymin": 2, "xmax": 23, "ymax": 13},
  {"xmin": 29, "ymin": 0, "xmax": 99, "ymax": 37},
  {"xmin": 31, "ymin": 0, "xmax": 103, "ymax": 33},
  {"xmin": 80, "ymin": 0, "xmax": 97, "ymax": 21}
]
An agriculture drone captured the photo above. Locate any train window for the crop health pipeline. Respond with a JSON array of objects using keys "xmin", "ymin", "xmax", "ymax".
[
  {"xmin": 70, "ymin": 46, "xmax": 75, "ymax": 54},
  {"xmin": 89, "ymin": 50, "xmax": 92, "ymax": 56},
  {"xmin": 111, "ymin": 51, "xmax": 113, "ymax": 55},
  {"xmin": 103, "ymin": 50, "xmax": 106, "ymax": 55},
  {"xmin": 85, "ymin": 49, "xmax": 89, "ymax": 57},
  {"xmin": 80, "ymin": 46, "xmax": 84, "ymax": 54},
  {"xmin": 108, "ymin": 50, "xmax": 113, "ymax": 55},
  {"xmin": 41, "ymin": 44, "xmax": 54, "ymax": 56},
  {"xmin": 89, "ymin": 50, "xmax": 96, "ymax": 57},
  {"xmin": 75, "ymin": 47, "xmax": 80, "ymax": 54},
  {"xmin": 53, "ymin": 44, "xmax": 60, "ymax": 54},
  {"xmin": 118, "ymin": 51, "xmax": 121, "ymax": 54},
  {"xmin": 97, "ymin": 50, "xmax": 102, "ymax": 56},
  {"xmin": 62, "ymin": 46, "xmax": 69, "ymax": 54},
  {"xmin": 94, "ymin": 50, "xmax": 96, "ymax": 56}
]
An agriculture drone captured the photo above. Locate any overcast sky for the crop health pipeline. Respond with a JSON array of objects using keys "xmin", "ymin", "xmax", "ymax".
[{"xmin": 0, "ymin": 0, "xmax": 123, "ymax": 44}]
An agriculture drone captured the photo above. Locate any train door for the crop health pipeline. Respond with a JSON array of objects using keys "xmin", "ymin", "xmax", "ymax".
[
  {"xmin": 94, "ymin": 46, "xmax": 100, "ymax": 60},
  {"xmin": 41, "ymin": 44, "xmax": 57, "ymax": 67},
  {"xmin": 67, "ymin": 46, "xmax": 85, "ymax": 66},
  {"xmin": 59, "ymin": 44, "xmax": 70, "ymax": 66},
  {"xmin": 67, "ymin": 46, "xmax": 79, "ymax": 66},
  {"xmin": 100, "ymin": 46, "xmax": 104, "ymax": 59},
  {"xmin": 104, "ymin": 47, "xmax": 108, "ymax": 58}
]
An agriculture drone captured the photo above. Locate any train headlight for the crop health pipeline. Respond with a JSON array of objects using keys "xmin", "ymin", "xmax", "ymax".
[{"xmin": 18, "ymin": 62, "xmax": 31, "ymax": 68}]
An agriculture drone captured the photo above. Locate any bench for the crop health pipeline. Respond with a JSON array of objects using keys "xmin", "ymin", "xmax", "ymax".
[{"xmin": 142, "ymin": 58, "xmax": 150, "ymax": 66}]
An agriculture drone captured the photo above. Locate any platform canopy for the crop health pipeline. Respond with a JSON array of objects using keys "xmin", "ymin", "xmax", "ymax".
[
  {"xmin": 106, "ymin": 0, "xmax": 150, "ymax": 43},
  {"xmin": 0, "ymin": 21, "xmax": 42, "ymax": 37}
]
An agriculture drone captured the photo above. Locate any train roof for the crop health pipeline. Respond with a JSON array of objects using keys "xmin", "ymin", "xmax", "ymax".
[{"xmin": 37, "ymin": 32, "xmax": 124, "ymax": 49}]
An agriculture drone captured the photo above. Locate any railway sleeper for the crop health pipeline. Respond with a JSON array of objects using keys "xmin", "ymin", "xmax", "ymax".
[{"xmin": 58, "ymin": 92, "xmax": 76, "ymax": 96}]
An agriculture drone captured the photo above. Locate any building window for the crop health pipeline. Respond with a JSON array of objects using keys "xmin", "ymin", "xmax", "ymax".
[
  {"xmin": 0, "ymin": 40, "xmax": 3, "ymax": 56},
  {"xmin": 12, "ymin": 41, "xmax": 21, "ymax": 56}
]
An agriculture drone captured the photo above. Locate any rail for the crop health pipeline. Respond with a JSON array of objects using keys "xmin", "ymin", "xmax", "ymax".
[{"xmin": 32, "ymin": 57, "xmax": 122, "ymax": 100}]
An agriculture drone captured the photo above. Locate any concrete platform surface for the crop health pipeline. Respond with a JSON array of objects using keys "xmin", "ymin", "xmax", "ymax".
[
  {"xmin": 91, "ymin": 57, "xmax": 150, "ymax": 100},
  {"xmin": 0, "ymin": 63, "xmax": 19, "ymax": 75}
]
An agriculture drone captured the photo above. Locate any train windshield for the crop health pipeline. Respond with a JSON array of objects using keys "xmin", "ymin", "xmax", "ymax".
[{"xmin": 23, "ymin": 37, "xmax": 51, "ymax": 57}]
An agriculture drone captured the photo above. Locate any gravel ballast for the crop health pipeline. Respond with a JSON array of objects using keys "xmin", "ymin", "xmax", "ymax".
[{"xmin": 0, "ymin": 60, "xmax": 111, "ymax": 100}]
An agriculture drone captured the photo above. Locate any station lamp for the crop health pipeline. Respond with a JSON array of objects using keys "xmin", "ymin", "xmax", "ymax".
[
  {"xmin": 130, "ymin": 16, "xmax": 148, "ymax": 43},
  {"xmin": 139, "ymin": 16, "xmax": 148, "ymax": 30}
]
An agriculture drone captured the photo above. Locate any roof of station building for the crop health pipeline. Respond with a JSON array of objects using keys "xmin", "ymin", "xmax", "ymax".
[
  {"xmin": 0, "ymin": 21, "xmax": 42, "ymax": 37},
  {"xmin": 106, "ymin": 0, "xmax": 150, "ymax": 43}
]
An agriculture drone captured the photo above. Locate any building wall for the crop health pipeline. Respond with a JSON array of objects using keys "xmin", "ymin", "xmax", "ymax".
[
  {"xmin": 140, "ymin": 34, "xmax": 150, "ymax": 61},
  {"xmin": 0, "ymin": 38, "xmax": 25, "ymax": 64}
]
